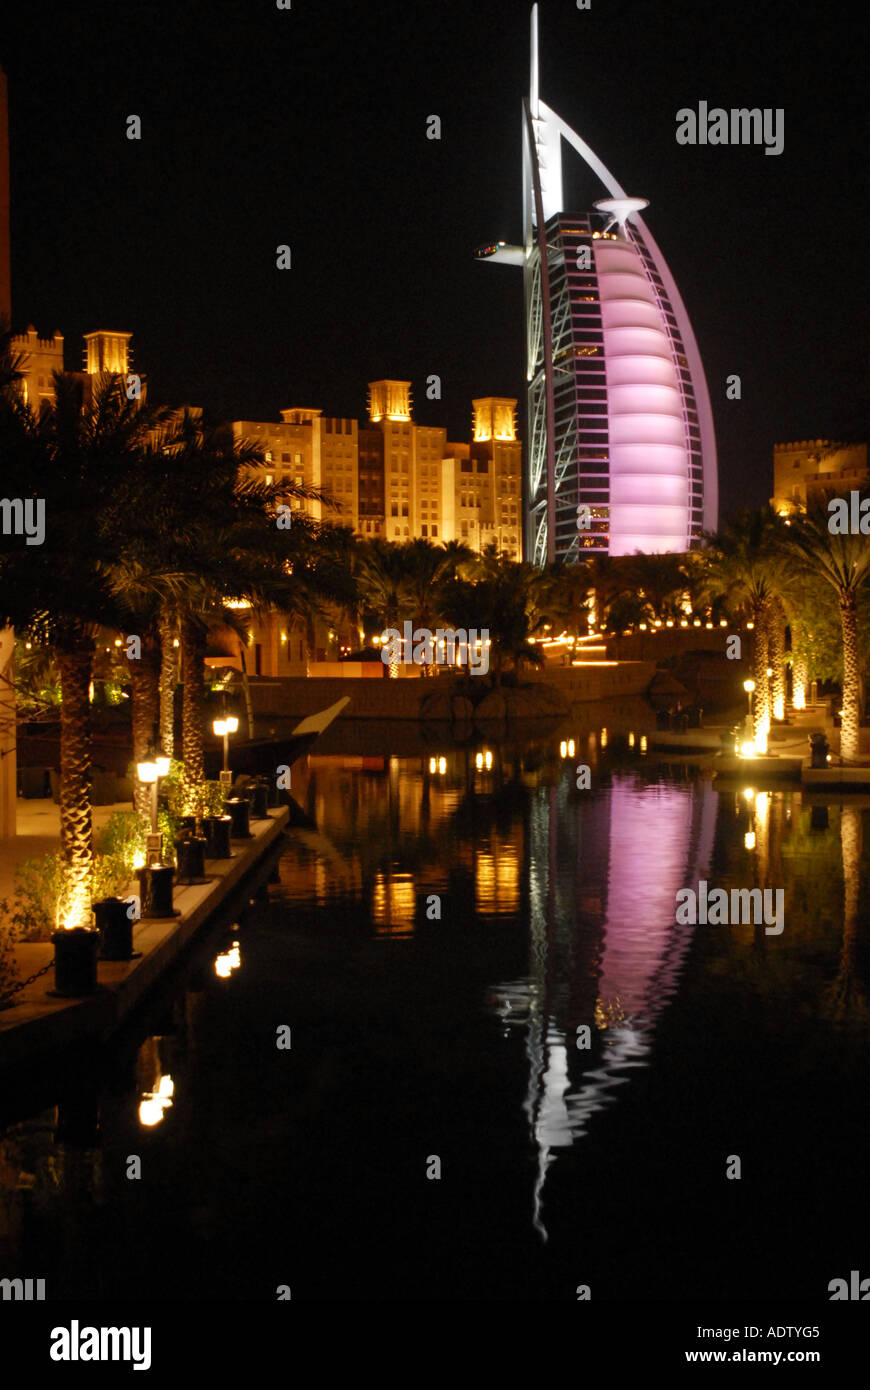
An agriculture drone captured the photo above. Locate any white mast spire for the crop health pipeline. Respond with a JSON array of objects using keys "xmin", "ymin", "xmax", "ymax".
[{"xmin": 530, "ymin": 4, "xmax": 540, "ymax": 118}]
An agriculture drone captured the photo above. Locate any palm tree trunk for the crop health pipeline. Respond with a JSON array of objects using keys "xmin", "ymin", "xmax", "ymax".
[
  {"xmin": 840, "ymin": 591, "xmax": 861, "ymax": 763},
  {"xmin": 238, "ymin": 638, "xmax": 255, "ymax": 740},
  {"xmin": 790, "ymin": 621, "xmax": 808, "ymax": 711},
  {"xmin": 131, "ymin": 642, "xmax": 160, "ymax": 819},
  {"xmin": 751, "ymin": 602, "xmax": 770, "ymax": 747},
  {"xmin": 791, "ymin": 652, "xmax": 808, "ymax": 710},
  {"xmin": 181, "ymin": 616, "xmax": 206, "ymax": 810},
  {"xmin": 56, "ymin": 641, "xmax": 95, "ymax": 929},
  {"xmin": 769, "ymin": 600, "xmax": 786, "ymax": 721},
  {"xmin": 158, "ymin": 606, "xmax": 176, "ymax": 758}
]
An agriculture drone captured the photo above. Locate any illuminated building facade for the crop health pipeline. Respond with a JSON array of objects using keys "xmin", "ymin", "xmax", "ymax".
[
  {"xmin": 233, "ymin": 380, "xmax": 522, "ymax": 556},
  {"xmin": 772, "ymin": 439, "xmax": 868, "ymax": 515},
  {"xmin": 477, "ymin": 5, "xmax": 717, "ymax": 563},
  {"xmin": 11, "ymin": 326, "xmax": 143, "ymax": 410}
]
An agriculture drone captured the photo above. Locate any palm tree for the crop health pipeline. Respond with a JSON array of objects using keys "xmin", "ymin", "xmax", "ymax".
[
  {"xmin": 398, "ymin": 539, "xmax": 476, "ymax": 675},
  {"xmin": 702, "ymin": 508, "xmax": 789, "ymax": 748},
  {"xmin": 107, "ymin": 412, "xmax": 328, "ymax": 809},
  {"xmin": 441, "ymin": 560, "xmax": 548, "ymax": 688},
  {"xmin": 0, "ymin": 369, "xmax": 172, "ymax": 925},
  {"xmin": 353, "ymin": 539, "xmax": 414, "ymax": 677},
  {"xmin": 780, "ymin": 494, "xmax": 870, "ymax": 762}
]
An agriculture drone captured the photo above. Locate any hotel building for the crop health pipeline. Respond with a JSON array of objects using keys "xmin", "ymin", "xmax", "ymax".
[
  {"xmin": 477, "ymin": 5, "xmax": 717, "ymax": 563},
  {"xmin": 772, "ymin": 440, "xmax": 868, "ymax": 515},
  {"xmin": 232, "ymin": 381, "xmax": 522, "ymax": 556}
]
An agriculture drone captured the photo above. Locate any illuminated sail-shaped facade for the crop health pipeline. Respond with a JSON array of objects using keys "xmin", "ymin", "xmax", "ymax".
[{"xmin": 476, "ymin": 6, "xmax": 717, "ymax": 564}]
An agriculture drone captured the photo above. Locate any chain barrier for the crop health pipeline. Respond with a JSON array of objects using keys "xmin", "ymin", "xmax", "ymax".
[{"xmin": 0, "ymin": 957, "xmax": 55, "ymax": 1010}]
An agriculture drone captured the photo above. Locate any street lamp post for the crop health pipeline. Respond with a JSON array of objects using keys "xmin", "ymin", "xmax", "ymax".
[
  {"xmin": 213, "ymin": 715, "xmax": 239, "ymax": 790},
  {"xmin": 137, "ymin": 751, "xmax": 171, "ymax": 861}
]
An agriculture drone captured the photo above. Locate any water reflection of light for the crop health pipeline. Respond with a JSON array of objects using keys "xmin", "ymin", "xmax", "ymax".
[
  {"xmin": 744, "ymin": 831, "xmax": 756, "ymax": 850},
  {"xmin": 372, "ymin": 873, "xmax": 416, "ymax": 935},
  {"xmin": 476, "ymin": 845, "xmax": 520, "ymax": 915},
  {"xmin": 600, "ymin": 728, "xmax": 608, "ymax": 748},
  {"xmin": 214, "ymin": 941, "xmax": 242, "ymax": 977},
  {"xmin": 495, "ymin": 774, "xmax": 719, "ymax": 1240},
  {"xmin": 438, "ymin": 757, "xmax": 446, "ymax": 776},
  {"xmin": 640, "ymin": 735, "xmax": 647, "ymax": 753},
  {"xmin": 628, "ymin": 731, "xmax": 635, "ymax": 748},
  {"xmin": 138, "ymin": 1074, "xmax": 174, "ymax": 1128}
]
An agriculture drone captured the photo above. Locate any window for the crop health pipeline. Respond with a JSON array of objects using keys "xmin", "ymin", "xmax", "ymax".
[
  {"xmin": 295, "ymin": 476, "xmax": 303, "ymax": 485},
  {"xmin": 476, "ymin": 459, "xmax": 488, "ymax": 473},
  {"xmin": 265, "ymin": 451, "xmax": 273, "ymax": 462},
  {"xmin": 401, "ymin": 504, "xmax": 408, "ymax": 517},
  {"xmin": 403, "ymin": 527, "xmax": 409, "ymax": 536},
  {"xmin": 421, "ymin": 524, "xmax": 428, "ymax": 537},
  {"xmin": 295, "ymin": 453, "xmax": 302, "ymax": 463},
  {"xmin": 282, "ymin": 453, "xmax": 291, "ymax": 462},
  {"xmin": 431, "ymin": 525, "xmax": 438, "ymax": 537},
  {"xmin": 266, "ymin": 474, "xmax": 274, "ymax": 485},
  {"xmin": 391, "ymin": 503, "xmax": 398, "ymax": 516},
  {"xmin": 460, "ymin": 459, "xmax": 472, "ymax": 473}
]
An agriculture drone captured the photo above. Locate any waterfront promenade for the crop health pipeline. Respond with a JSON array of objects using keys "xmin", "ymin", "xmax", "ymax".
[{"xmin": 0, "ymin": 803, "xmax": 288, "ymax": 1068}]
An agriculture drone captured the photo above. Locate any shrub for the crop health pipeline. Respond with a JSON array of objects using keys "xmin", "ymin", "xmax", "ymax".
[
  {"xmin": 11, "ymin": 852, "xmax": 134, "ymax": 941},
  {"xmin": 0, "ymin": 900, "xmax": 20, "ymax": 1001}
]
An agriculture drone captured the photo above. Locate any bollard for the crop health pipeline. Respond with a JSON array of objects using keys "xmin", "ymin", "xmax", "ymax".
[
  {"xmin": 175, "ymin": 835, "xmax": 208, "ymax": 884},
  {"xmin": 225, "ymin": 797, "xmax": 252, "ymax": 839},
  {"xmin": 250, "ymin": 781, "xmax": 270, "ymax": 819},
  {"xmin": 138, "ymin": 864, "xmax": 179, "ymax": 919},
  {"xmin": 203, "ymin": 815, "xmax": 233, "ymax": 859},
  {"xmin": 93, "ymin": 896, "xmax": 136, "ymax": 960},
  {"xmin": 808, "ymin": 732, "xmax": 829, "ymax": 769},
  {"xmin": 51, "ymin": 928, "xmax": 100, "ymax": 996}
]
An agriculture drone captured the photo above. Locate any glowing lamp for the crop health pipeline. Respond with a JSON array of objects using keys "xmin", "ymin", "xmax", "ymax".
[{"xmin": 137, "ymin": 761, "xmax": 158, "ymax": 784}]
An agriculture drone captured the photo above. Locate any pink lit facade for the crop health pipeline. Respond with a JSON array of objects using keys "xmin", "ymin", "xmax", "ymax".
[{"xmin": 477, "ymin": 6, "xmax": 717, "ymax": 562}]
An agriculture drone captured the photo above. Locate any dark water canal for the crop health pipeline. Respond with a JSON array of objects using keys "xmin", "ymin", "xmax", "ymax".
[{"xmin": 2, "ymin": 701, "xmax": 868, "ymax": 1301}]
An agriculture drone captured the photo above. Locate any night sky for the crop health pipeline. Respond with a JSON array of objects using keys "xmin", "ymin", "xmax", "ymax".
[{"xmin": 2, "ymin": 0, "xmax": 866, "ymax": 525}]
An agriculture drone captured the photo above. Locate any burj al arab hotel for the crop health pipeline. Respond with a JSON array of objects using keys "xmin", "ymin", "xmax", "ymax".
[{"xmin": 477, "ymin": 6, "xmax": 717, "ymax": 565}]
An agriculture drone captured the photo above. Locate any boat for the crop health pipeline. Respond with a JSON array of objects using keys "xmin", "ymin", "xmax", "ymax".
[{"xmin": 204, "ymin": 697, "xmax": 351, "ymax": 780}]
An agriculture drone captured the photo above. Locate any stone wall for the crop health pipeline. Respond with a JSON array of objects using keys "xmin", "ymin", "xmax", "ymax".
[{"xmin": 248, "ymin": 662, "xmax": 655, "ymax": 722}]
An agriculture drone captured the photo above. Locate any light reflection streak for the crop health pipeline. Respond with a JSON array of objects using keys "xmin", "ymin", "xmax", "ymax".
[{"xmin": 492, "ymin": 773, "xmax": 718, "ymax": 1240}]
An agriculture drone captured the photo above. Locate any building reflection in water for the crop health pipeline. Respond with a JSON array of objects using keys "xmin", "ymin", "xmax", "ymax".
[{"xmin": 491, "ymin": 771, "xmax": 719, "ymax": 1239}]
